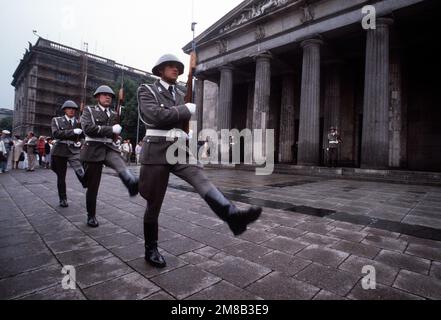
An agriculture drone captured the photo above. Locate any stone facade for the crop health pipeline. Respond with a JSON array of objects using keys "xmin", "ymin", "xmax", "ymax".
[
  {"xmin": 184, "ymin": 0, "xmax": 441, "ymax": 172},
  {"xmin": 11, "ymin": 38, "xmax": 156, "ymax": 137}
]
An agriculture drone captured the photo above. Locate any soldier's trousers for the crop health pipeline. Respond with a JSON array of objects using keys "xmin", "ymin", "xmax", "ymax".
[
  {"xmin": 83, "ymin": 151, "xmax": 127, "ymax": 217},
  {"xmin": 139, "ymin": 163, "xmax": 215, "ymax": 243},
  {"xmin": 51, "ymin": 155, "xmax": 85, "ymax": 200},
  {"xmin": 328, "ymin": 148, "xmax": 338, "ymax": 167}
]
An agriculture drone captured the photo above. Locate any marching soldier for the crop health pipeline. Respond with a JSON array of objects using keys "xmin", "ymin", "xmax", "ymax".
[
  {"xmin": 138, "ymin": 54, "xmax": 262, "ymax": 268},
  {"xmin": 51, "ymin": 100, "xmax": 87, "ymax": 207},
  {"xmin": 80, "ymin": 85, "xmax": 139, "ymax": 228}
]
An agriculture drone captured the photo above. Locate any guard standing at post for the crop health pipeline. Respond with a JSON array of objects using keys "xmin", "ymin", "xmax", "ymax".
[
  {"xmin": 80, "ymin": 85, "xmax": 139, "ymax": 228},
  {"xmin": 51, "ymin": 100, "xmax": 87, "ymax": 207},
  {"xmin": 138, "ymin": 54, "xmax": 262, "ymax": 268},
  {"xmin": 327, "ymin": 126, "xmax": 342, "ymax": 167}
]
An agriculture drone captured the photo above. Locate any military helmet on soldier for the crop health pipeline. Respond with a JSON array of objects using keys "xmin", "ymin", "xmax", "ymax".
[
  {"xmin": 61, "ymin": 100, "xmax": 79, "ymax": 110},
  {"xmin": 152, "ymin": 54, "xmax": 184, "ymax": 77},
  {"xmin": 93, "ymin": 85, "xmax": 115, "ymax": 98}
]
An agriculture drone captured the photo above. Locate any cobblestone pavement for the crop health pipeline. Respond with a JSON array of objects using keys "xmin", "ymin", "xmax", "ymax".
[{"xmin": 1, "ymin": 166, "xmax": 441, "ymax": 300}]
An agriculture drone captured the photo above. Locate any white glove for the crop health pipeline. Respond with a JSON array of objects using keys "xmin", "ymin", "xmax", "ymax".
[
  {"xmin": 112, "ymin": 124, "xmax": 122, "ymax": 135},
  {"xmin": 185, "ymin": 103, "xmax": 197, "ymax": 115},
  {"xmin": 73, "ymin": 128, "xmax": 83, "ymax": 135}
]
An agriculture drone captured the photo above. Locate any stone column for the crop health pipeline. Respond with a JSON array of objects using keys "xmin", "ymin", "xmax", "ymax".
[
  {"xmin": 361, "ymin": 18, "xmax": 394, "ymax": 169},
  {"xmin": 252, "ymin": 53, "xmax": 272, "ymax": 159},
  {"xmin": 194, "ymin": 77, "xmax": 205, "ymax": 138},
  {"xmin": 218, "ymin": 65, "xmax": 234, "ymax": 131},
  {"xmin": 279, "ymin": 74, "xmax": 296, "ymax": 163},
  {"xmin": 297, "ymin": 39, "xmax": 323, "ymax": 166},
  {"xmin": 246, "ymin": 82, "xmax": 255, "ymax": 130}
]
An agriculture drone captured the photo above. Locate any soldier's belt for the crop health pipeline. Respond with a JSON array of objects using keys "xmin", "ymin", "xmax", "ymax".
[
  {"xmin": 57, "ymin": 140, "xmax": 77, "ymax": 145},
  {"xmin": 329, "ymin": 141, "xmax": 339, "ymax": 144},
  {"xmin": 146, "ymin": 129, "xmax": 188, "ymax": 140},
  {"xmin": 85, "ymin": 137, "xmax": 113, "ymax": 144}
]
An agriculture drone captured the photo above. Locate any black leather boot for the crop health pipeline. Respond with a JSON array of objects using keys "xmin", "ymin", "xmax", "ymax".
[
  {"xmin": 144, "ymin": 223, "xmax": 166, "ymax": 268},
  {"xmin": 59, "ymin": 195, "xmax": 68, "ymax": 208},
  {"xmin": 87, "ymin": 215, "xmax": 99, "ymax": 228},
  {"xmin": 204, "ymin": 188, "xmax": 262, "ymax": 236},
  {"xmin": 119, "ymin": 169, "xmax": 139, "ymax": 197},
  {"xmin": 75, "ymin": 168, "xmax": 87, "ymax": 189}
]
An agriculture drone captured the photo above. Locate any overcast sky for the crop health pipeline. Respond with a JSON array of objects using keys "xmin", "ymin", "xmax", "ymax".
[{"xmin": 0, "ymin": 0, "xmax": 243, "ymax": 109}]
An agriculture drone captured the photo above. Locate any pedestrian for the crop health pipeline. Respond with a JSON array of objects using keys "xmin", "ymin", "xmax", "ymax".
[
  {"xmin": 121, "ymin": 139, "xmax": 131, "ymax": 165},
  {"xmin": 0, "ymin": 130, "xmax": 13, "ymax": 172},
  {"xmin": 51, "ymin": 100, "xmax": 87, "ymax": 207},
  {"xmin": 0, "ymin": 136, "xmax": 7, "ymax": 173},
  {"xmin": 12, "ymin": 135, "xmax": 24, "ymax": 169},
  {"xmin": 327, "ymin": 126, "xmax": 343, "ymax": 167},
  {"xmin": 80, "ymin": 85, "xmax": 139, "ymax": 228},
  {"xmin": 135, "ymin": 141, "xmax": 142, "ymax": 165},
  {"xmin": 137, "ymin": 54, "xmax": 262, "ymax": 268},
  {"xmin": 24, "ymin": 132, "xmax": 37, "ymax": 172},
  {"xmin": 37, "ymin": 136, "xmax": 46, "ymax": 167},
  {"xmin": 44, "ymin": 137, "xmax": 53, "ymax": 169}
]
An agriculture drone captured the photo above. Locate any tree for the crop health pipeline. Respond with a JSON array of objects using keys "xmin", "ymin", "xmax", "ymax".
[
  {"xmin": 112, "ymin": 77, "xmax": 155, "ymax": 146},
  {"xmin": 0, "ymin": 117, "xmax": 12, "ymax": 131}
]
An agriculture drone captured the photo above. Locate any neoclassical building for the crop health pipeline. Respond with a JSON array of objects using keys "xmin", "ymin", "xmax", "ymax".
[{"xmin": 183, "ymin": 0, "xmax": 440, "ymax": 172}]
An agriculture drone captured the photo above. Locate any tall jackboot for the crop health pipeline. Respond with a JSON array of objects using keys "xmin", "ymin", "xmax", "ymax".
[
  {"xmin": 75, "ymin": 168, "xmax": 87, "ymax": 189},
  {"xmin": 143, "ymin": 222, "xmax": 166, "ymax": 268},
  {"xmin": 59, "ymin": 194, "xmax": 68, "ymax": 208},
  {"xmin": 204, "ymin": 188, "xmax": 262, "ymax": 236},
  {"xmin": 119, "ymin": 169, "xmax": 139, "ymax": 197}
]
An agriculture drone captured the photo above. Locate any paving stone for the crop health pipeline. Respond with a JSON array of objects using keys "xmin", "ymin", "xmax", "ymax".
[
  {"xmin": 187, "ymin": 281, "xmax": 262, "ymax": 300},
  {"xmin": 178, "ymin": 252, "xmax": 210, "ymax": 265},
  {"xmin": 109, "ymin": 241, "xmax": 146, "ymax": 262},
  {"xmin": 95, "ymin": 232, "xmax": 141, "ymax": 249},
  {"xmin": 430, "ymin": 262, "xmax": 441, "ymax": 280},
  {"xmin": 296, "ymin": 245, "xmax": 349, "ymax": 268},
  {"xmin": 0, "ymin": 241, "xmax": 49, "ymax": 260},
  {"xmin": 296, "ymin": 233, "xmax": 340, "ymax": 247},
  {"xmin": 295, "ymin": 263, "xmax": 359, "ymax": 296},
  {"xmin": 159, "ymin": 236, "xmax": 205, "ymax": 256},
  {"xmin": 0, "ymin": 252, "xmax": 58, "ymax": 278},
  {"xmin": 254, "ymin": 251, "xmax": 312, "ymax": 276},
  {"xmin": 46, "ymin": 236, "xmax": 99, "ymax": 254},
  {"xmin": 361, "ymin": 235, "xmax": 408, "ymax": 253},
  {"xmin": 313, "ymin": 290, "xmax": 347, "ymax": 300},
  {"xmin": 262, "ymin": 236, "xmax": 308, "ymax": 255},
  {"xmin": 19, "ymin": 285, "xmax": 87, "ymax": 300},
  {"xmin": 151, "ymin": 265, "xmax": 221, "ymax": 300},
  {"xmin": 339, "ymin": 255, "xmax": 399, "ymax": 286},
  {"xmin": 327, "ymin": 228, "xmax": 367, "ymax": 243},
  {"xmin": 348, "ymin": 280, "xmax": 423, "ymax": 300},
  {"xmin": 405, "ymin": 243, "xmax": 441, "ymax": 262},
  {"xmin": 393, "ymin": 270, "xmax": 441, "ymax": 300},
  {"xmin": 75, "ymin": 257, "xmax": 133, "ymax": 289},
  {"xmin": 222, "ymin": 242, "xmax": 273, "ymax": 262},
  {"xmin": 362, "ymin": 227, "xmax": 400, "ymax": 239},
  {"xmin": 375, "ymin": 250, "xmax": 431, "ymax": 275},
  {"xmin": 296, "ymin": 222, "xmax": 335, "ymax": 235},
  {"xmin": 247, "ymin": 272, "xmax": 320, "ymax": 300},
  {"xmin": 269, "ymin": 226, "xmax": 306, "ymax": 239},
  {"xmin": 331, "ymin": 240, "xmax": 380, "ymax": 259},
  {"xmin": 205, "ymin": 256, "xmax": 271, "ymax": 288},
  {"xmin": 237, "ymin": 229, "xmax": 277, "ymax": 244},
  {"xmin": 84, "ymin": 272, "xmax": 160, "ymax": 300},
  {"xmin": 56, "ymin": 246, "xmax": 113, "ymax": 267},
  {"xmin": 144, "ymin": 291, "xmax": 176, "ymax": 300},
  {"xmin": 194, "ymin": 246, "xmax": 220, "ymax": 258},
  {"xmin": 0, "ymin": 264, "xmax": 62, "ymax": 300}
]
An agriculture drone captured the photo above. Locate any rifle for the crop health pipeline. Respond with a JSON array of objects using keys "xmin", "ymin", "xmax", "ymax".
[
  {"xmin": 113, "ymin": 85, "xmax": 124, "ymax": 145},
  {"xmin": 183, "ymin": 22, "xmax": 198, "ymax": 135}
]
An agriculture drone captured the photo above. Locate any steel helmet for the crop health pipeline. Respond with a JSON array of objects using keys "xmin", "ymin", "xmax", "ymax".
[
  {"xmin": 152, "ymin": 54, "xmax": 184, "ymax": 77},
  {"xmin": 93, "ymin": 85, "xmax": 115, "ymax": 98},
  {"xmin": 61, "ymin": 100, "xmax": 79, "ymax": 110}
]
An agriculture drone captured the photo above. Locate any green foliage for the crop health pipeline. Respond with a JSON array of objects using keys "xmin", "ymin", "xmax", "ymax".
[{"xmin": 0, "ymin": 117, "xmax": 12, "ymax": 131}]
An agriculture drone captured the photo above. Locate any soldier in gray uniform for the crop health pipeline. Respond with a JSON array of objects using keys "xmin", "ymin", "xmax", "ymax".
[
  {"xmin": 138, "ymin": 54, "xmax": 262, "ymax": 268},
  {"xmin": 51, "ymin": 100, "xmax": 86, "ymax": 207},
  {"xmin": 327, "ymin": 126, "xmax": 342, "ymax": 167},
  {"xmin": 81, "ymin": 85, "xmax": 139, "ymax": 228}
]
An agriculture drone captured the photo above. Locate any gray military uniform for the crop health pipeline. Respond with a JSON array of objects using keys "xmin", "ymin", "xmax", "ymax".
[
  {"xmin": 51, "ymin": 116, "xmax": 86, "ymax": 200},
  {"xmin": 80, "ymin": 105, "xmax": 131, "ymax": 217},
  {"xmin": 138, "ymin": 80, "xmax": 217, "ymax": 244}
]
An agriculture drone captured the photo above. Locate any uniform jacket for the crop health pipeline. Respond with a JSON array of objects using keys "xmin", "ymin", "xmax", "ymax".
[
  {"xmin": 328, "ymin": 132, "xmax": 342, "ymax": 149},
  {"xmin": 51, "ymin": 116, "xmax": 84, "ymax": 157},
  {"xmin": 80, "ymin": 105, "xmax": 120, "ymax": 162},
  {"xmin": 137, "ymin": 80, "xmax": 192, "ymax": 165}
]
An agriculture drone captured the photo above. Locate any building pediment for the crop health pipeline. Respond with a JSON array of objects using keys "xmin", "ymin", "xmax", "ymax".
[{"xmin": 184, "ymin": 0, "xmax": 313, "ymax": 52}]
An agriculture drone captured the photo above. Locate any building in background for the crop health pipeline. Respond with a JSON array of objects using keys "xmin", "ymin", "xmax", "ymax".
[
  {"xmin": 184, "ymin": 0, "xmax": 441, "ymax": 172},
  {"xmin": 0, "ymin": 108, "xmax": 13, "ymax": 121},
  {"xmin": 11, "ymin": 37, "xmax": 156, "ymax": 137}
]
